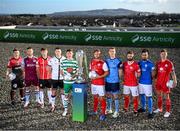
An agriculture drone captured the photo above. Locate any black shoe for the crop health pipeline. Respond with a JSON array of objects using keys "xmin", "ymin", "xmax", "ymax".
[
  {"xmin": 11, "ymin": 101, "xmax": 15, "ymax": 106},
  {"xmin": 148, "ymin": 113, "xmax": 154, "ymax": 119},
  {"xmin": 138, "ymin": 108, "xmax": 146, "ymax": 113},
  {"xmin": 134, "ymin": 111, "xmax": 138, "ymax": 116},
  {"xmin": 20, "ymin": 97, "xmax": 25, "ymax": 102}
]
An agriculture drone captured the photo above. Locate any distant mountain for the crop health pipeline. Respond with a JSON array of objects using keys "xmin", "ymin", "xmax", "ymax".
[{"xmin": 49, "ymin": 8, "xmax": 153, "ymax": 17}]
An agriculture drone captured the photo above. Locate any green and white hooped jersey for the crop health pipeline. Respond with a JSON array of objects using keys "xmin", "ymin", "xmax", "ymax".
[{"xmin": 61, "ymin": 58, "xmax": 79, "ymax": 84}]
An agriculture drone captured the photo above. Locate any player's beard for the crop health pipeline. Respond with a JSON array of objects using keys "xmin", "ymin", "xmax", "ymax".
[{"xmin": 127, "ymin": 58, "xmax": 133, "ymax": 61}]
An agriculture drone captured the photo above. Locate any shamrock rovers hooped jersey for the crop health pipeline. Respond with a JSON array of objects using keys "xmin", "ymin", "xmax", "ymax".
[{"xmin": 61, "ymin": 58, "xmax": 79, "ymax": 84}]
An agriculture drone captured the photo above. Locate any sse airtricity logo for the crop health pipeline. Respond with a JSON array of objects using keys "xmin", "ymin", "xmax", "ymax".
[
  {"xmin": 84, "ymin": 34, "xmax": 92, "ymax": 42},
  {"xmin": 131, "ymin": 34, "xmax": 140, "ymax": 43},
  {"xmin": 42, "ymin": 32, "xmax": 49, "ymax": 40},
  {"xmin": 4, "ymin": 31, "xmax": 10, "ymax": 39}
]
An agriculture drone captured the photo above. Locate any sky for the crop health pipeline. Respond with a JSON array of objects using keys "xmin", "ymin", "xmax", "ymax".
[{"xmin": 0, "ymin": 0, "xmax": 180, "ymax": 14}]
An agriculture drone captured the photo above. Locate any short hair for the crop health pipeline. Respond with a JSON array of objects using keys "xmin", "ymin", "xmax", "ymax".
[
  {"xmin": 55, "ymin": 47, "xmax": 61, "ymax": 50},
  {"xmin": 41, "ymin": 48, "xmax": 47, "ymax": 51},
  {"xmin": 142, "ymin": 49, "xmax": 149, "ymax": 54},
  {"xmin": 161, "ymin": 49, "xmax": 167, "ymax": 53},
  {"xmin": 66, "ymin": 49, "xmax": 73, "ymax": 53},
  {"xmin": 27, "ymin": 47, "xmax": 33, "ymax": 50},
  {"xmin": 127, "ymin": 50, "xmax": 134, "ymax": 55},
  {"xmin": 109, "ymin": 47, "xmax": 116, "ymax": 50},
  {"xmin": 13, "ymin": 48, "xmax": 19, "ymax": 52},
  {"xmin": 93, "ymin": 49, "xmax": 101, "ymax": 53}
]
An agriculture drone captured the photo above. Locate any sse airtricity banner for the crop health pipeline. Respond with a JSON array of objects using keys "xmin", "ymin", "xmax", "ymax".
[{"xmin": 0, "ymin": 29, "xmax": 179, "ymax": 47}]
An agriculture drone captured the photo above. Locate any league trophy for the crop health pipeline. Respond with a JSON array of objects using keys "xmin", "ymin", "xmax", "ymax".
[
  {"xmin": 75, "ymin": 50, "xmax": 86, "ymax": 83},
  {"xmin": 72, "ymin": 50, "xmax": 88, "ymax": 122}
]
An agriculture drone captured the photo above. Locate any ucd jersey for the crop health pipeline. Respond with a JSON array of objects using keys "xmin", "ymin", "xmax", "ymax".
[
  {"xmin": 139, "ymin": 60, "xmax": 155, "ymax": 85},
  {"xmin": 105, "ymin": 58, "xmax": 122, "ymax": 83}
]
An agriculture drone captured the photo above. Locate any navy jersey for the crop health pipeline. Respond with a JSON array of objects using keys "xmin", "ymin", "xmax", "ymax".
[
  {"xmin": 105, "ymin": 58, "xmax": 122, "ymax": 83},
  {"xmin": 139, "ymin": 60, "xmax": 155, "ymax": 85}
]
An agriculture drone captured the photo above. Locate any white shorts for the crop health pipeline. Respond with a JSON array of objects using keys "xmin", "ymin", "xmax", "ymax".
[
  {"xmin": 139, "ymin": 83, "xmax": 152, "ymax": 97},
  {"xmin": 91, "ymin": 84, "xmax": 105, "ymax": 96},
  {"xmin": 123, "ymin": 85, "xmax": 139, "ymax": 96}
]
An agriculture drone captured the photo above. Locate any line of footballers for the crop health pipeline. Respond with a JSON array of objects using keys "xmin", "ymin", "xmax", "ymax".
[{"xmin": 6, "ymin": 47, "xmax": 177, "ymax": 121}]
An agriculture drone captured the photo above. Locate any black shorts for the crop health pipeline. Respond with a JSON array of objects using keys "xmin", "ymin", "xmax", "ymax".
[
  {"xmin": 52, "ymin": 80, "xmax": 64, "ymax": 89},
  {"xmin": 11, "ymin": 79, "xmax": 24, "ymax": 90},
  {"xmin": 39, "ymin": 79, "xmax": 52, "ymax": 89},
  {"xmin": 105, "ymin": 82, "xmax": 120, "ymax": 93}
]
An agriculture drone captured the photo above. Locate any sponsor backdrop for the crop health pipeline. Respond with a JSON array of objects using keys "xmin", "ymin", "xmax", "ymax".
[{"xmin": 0, "ymin": 29, "xmax": 179, "ymax": 47}]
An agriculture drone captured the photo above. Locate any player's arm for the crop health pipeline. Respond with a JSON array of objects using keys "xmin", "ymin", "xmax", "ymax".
[
  {"xmin": 171, "ymin": 64, "xmax": 177, "ymax": 88},
  {"xmin": 36, "ymin": 61, "xmax": 40, "ymax": 79},
  {"xmin": 21, "ymin": 59, "xmax": 25, "ymax": 79},
  {"xmin": 92, "ymin": 62, "xmax": 109, "ymax": 79},
  {"xmin": 6, "ymin": 68, "xmax": 11, "ymax": 79},
  {"xmin": 136, "ymin": 64, "xmax": 141, "ymax": 78},
  {"xmin": 6, "ymin": 60, "xmax": 12, "ymax": 79}
]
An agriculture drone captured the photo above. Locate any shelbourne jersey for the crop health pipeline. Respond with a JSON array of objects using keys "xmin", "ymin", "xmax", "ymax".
[
  {"xmin": 105, "ymin": 58, "xmax": 122, "ymax": 83},
  {"xmin": 36, "ymin": 56, "xmax": 51, "ymax": 80},
  {"xmin": 122, "ymin": 61, "xmax": 140, "ymax": 86},
  {"xmin": 139, "ymin": 60, "xmax": 155, "ymax": 85},
  {"xmin": 22, "ymin": 56, "xmax": 38, "ymax": 80},
  {"xmin": 90, "ymin": 59, "xmax": 108, "ymax": 85},
  {"xmin": 48, "ymin": 56, "xmax": 66, "ymax": 80},
  {"xmin": 7, "ymin": 57, "xmax": 23, "ymax": 79},
  {"xmin": 156, "ymin": 59, "xmax": 174, "ymax": 86},
  {"xmin": 61, "ymin": 58, "xmax": 79, "ymax": 84}
]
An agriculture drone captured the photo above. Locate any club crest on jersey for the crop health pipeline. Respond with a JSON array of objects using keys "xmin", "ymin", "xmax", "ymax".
[
  {"xmin": 145, "ymin": 64, "xmax": 148, "ymax": 68},
  {"xmin": 160, "ymin": 67, "xmax": 164, "ymax": 71},
  {"xmin": 130, "ymin": 66, "xmax": 133, "ymax": 70}
]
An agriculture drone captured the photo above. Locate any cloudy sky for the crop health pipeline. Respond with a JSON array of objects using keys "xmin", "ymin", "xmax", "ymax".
[{"xmin": 0, "ymin": 0, "xmax": 180, "ymax": 14}]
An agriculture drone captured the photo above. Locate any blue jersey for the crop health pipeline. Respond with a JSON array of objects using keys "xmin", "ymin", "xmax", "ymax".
[
  {"xmin": 105, "ymin": 58, "xmax": 122, "ymax": 83},
  {"xmin": 139, "ymin": 60, "xmax": 155, "ymax": 85}
]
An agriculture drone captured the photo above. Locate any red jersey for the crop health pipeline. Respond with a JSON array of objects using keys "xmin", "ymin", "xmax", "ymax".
[
  {"xmin": 156, "ymin": 59, "xmax": 174, "ymax": 85},
  {"xmin": 7, "ymin": 57, "xmax": 23, "ymax": 79},
  {"xmin": 90, "ymin": 59, "xmax": 108, "ymax": 85},
  {"xmin": 36, "ymin": 56, "xmax": 51, "ymax": 79},
  {"xmin": 122, "ymin": 61, "xmax": 140, "ymax": 86}
]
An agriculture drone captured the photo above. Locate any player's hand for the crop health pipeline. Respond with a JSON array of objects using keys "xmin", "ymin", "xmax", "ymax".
[{"xmin": 173, "ymin": 81, "xmax": 177, "ymax": 88}]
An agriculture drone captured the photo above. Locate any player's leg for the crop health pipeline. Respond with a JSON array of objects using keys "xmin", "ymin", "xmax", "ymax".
[
  {"xmin": 138, "ymin": 84, "xmax": 146, "ymax": 112},
  {"xmin": 154, "ymin": 90, "xmax": 163, "ymax": 113},
  {"xmin": 112, "ymin": 83, "xmax": 120, "ymax": 118},
  {"xmin": 130, "ymin": 86, "xmax": 139, "ymax": 114},
  {"xmin": 154, "ymin": 84, "xmax": 163, "ymax": 113},
  {"xmin": 90, "ymin": 84, "xmax": 98, "ymax": 115},
  {"xmin": 10, "ymin": 80, "xmax": 18, "ymax": 106},
  {"xmin": 46, "ymin": 79, "xmax": 52, "ymax": 104},
  {"xmin": 24, "ymin": 80, "xmax": 31, "ymax": 108},
  {"xmin": 39, "ymin": 80, "xmax": 45, "ymax": 108},
  {"xmin": 51, "ymin": 80, "xmax": 58, "ymax": 112},
  {"xmin": 59, "ymin": 80, "xmax": 65, "ymax": 112},
  {"xmin": 98, "ymin": 86, "xmax": 106, "ymax": 121},
  {"xmin": 105, "ymin": 82, "xmax": 112, "ymax": 114},
  {"xmin": 18, "ymin": 79, "xmax": 25, "ymax": 102},
  {"xmin": 144, "ymin": 84, "xmax": 153, "ymax": 118},
  {"xmin": 62, "ymin": 83, "xmax": 72, "ymax": 116},
  {"xmin": 33, "ymin": 78, "xmax": 41, "ymax": 104},
  {"xmin": 123, "ymin": 86, "xmax": 130, "ymax": 112},
  {"xmin": 164, "ymin": 93, "xmax": 171, "ymax": 117}
]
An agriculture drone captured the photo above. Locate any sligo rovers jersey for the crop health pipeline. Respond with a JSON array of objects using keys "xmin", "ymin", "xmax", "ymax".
[
  {"xmin": 36, "ymin": 56, "xmax": 51, "ymax": 80},
  {"xmin": 122, "ymin": 61, "xmax": 140, "ymax": 86},
  {"xmin": 90, "ymin": 59, "xmax": 108, "ymax": 85}
]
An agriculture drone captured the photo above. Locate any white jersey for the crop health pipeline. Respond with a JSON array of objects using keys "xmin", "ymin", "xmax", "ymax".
[{"xmin": 48, "ymin": 56, "xmax": 66, "ymax": 80}]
